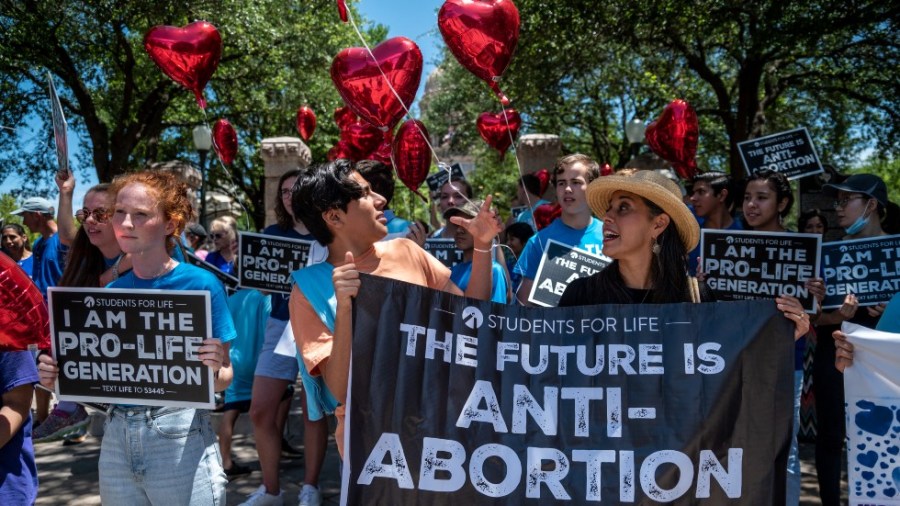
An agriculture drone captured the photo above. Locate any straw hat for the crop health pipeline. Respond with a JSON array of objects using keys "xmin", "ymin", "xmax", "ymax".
[{"xmin": 586, "ymin": 170, "xmax": 700, "ymax": 251}]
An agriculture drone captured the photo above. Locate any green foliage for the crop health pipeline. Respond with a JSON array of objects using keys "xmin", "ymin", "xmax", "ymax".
[
  {"xmin": 0, "ymin": 194, "xmax": 23, "ymax": 226},
  {"xmin": 420, "ymin": 0, "xmax": 898, "ymax": 180},
  {"xmin": 0, "ymin": 0, "xmax": 385, "ymax": 228}
]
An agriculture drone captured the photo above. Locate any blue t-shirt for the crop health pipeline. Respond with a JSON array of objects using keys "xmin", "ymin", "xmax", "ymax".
[
  {"xmin": 384, "ymin": 210, "xmax": 412, "ymax": 235},
  {"xmin": 687, "ymin": 217, "xmax": 743, "ymax": 276},
  {"xmin": 32, "ymin": 233, "xmax": 67, "ymax": 297},
  {"xmin": 204, "ymin": 250, "xmax": 235, "ymax": 276},
  {"xmin": 263, "ymin": 224, "xmax": 320, "ymax": 320},
  {"xmin": 515, "ymin": 199, "xmax": 550, "ymax": 229},
  {"xmin": 450, "ymin": 259, "xmax": 509, "ymax": 304},
  {"xmin": 0, "ymin": 351, "xmax": 39, "ymax": 505},
  {"xmin": 513, "ymin": 217, "xmax": 605, "ymax": 279},
  {"xmin": 109, "ymin": 263, "xmax": 237, "ymax": 345},
  {"xmin": 225, "ymin": 289, "xmax": 271, "ymax": 403},
  {"xmin": 17, "ymin": 255, "xmax": 34, "ymax": 278},
  {"xmin": 876, "ymin": 292, "xmax": 900, "ymax": 333}
]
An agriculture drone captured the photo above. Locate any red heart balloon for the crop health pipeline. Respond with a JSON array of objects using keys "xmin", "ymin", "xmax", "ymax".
[
  {"xmin": 143, "ymin": 21, "xmax": 222, "ymax": 109},
  {"xmin": 477, "ymin": 108, "xmax": 521, "ymax": 157},
  {"xmin": 336, "ymin": 0, "xmax": 348, "ymax": 22},
  {"xmin": 0, "ymin": 254, "xmax": 49, "ymax": 352},
  {"xmin": 600, "ymin": 163, "xmax": 613, "ymax": 176},
  {"xmin": 392, "ymin": 120, "xmax": 432, "ymax": 193},
  {"xmin": 333, "ymin": 106, "xmax": 358, "ymax": 129},
  {"xmin": 367, "ymin": 129, "xmax": 394, "ymax": 166},
  {"xmin": 533, "ymin": 202, "xmax": 561, "ymax": 231},
  {"xmin": 438, "ymin": 0, "xmax": 520, "ymax": 105},
  {"xmin": 327, "ymin": 140, "xmax": 357, "ymax": 161},
  {"xmin": 212, "ymin": 119, "xmax": 238, "ymax": 166},
  {"xmin": 341, "ymin": 121, "xmax": 384, "ymax": 159},
  {"xmin": 331, "ymin": 37, "xmax": 423, "ymax": 132},
  {"xmin": 534, "ymin": 169, "xmax": 550, "ymax": 195},
  {"xmin": 296, "ymin": 106, "xmax": 316, "ymax": 142},
  {"xmin": 645, "ymin": 99, "xmax": 699, "ymax": 180}
]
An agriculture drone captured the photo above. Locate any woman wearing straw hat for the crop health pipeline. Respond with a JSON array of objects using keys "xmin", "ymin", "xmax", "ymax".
[{"xmin": 558, "ymin": 169, "xmax": 809, "ymax": 340}]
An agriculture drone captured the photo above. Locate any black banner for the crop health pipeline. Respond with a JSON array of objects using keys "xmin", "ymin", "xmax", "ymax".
[
  {"xmin": 701, "ymin": 230, "xmax": 821, "ymax": 312},
  {"xmin": 424, "ymin": 238, "xmax": 465, "ymax": 269},
  {"xmin": 821, "ymin": 234, "xmax": 900, "ymax": 309},
  {"xmin": 344, "ymin": 274, "xmax": 794, "ymax": 504},
  {"xmin": 426, "ymin": 164, "xmax": 466, "ymax": 193},
  {"xmin": 48, "ymin": 287, "xmax": 215, "ymax": 409},
  {"xmin": 737, "ymin": 127, "xmax": 823, "ymax": 180},
  {"xmin": 238, "ymin": 232, "xmax": 314, "ymax": 294},
  {"xmin": 528, "ymin": 239, "xmax": 611, "ymax": 307}
]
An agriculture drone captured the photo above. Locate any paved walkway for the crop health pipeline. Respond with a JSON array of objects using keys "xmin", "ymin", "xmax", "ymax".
[{"xmin": 33, "ymin": 410, "xmax": 847, "ymax": 505}]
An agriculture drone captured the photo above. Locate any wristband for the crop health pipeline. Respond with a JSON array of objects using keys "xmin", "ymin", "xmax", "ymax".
[{"xmin": 474, "ymin": 247, "xmax": 492, "ymax": 254}]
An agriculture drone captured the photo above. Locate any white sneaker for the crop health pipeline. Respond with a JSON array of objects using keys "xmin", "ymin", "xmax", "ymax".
[
  {"xmin": 298, "ymin": 484, "xmax": 322, "ymax": 506},
  {"xmin": 238, "ymin": 485, "xmax": 284, "ymax": 506}
]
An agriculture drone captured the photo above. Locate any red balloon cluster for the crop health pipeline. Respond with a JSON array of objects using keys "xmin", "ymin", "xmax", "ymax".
[
  {"xmin": 296, "ymin": 106, "xmax": 316, "ymax": 141},
  {"xmin": 477, "ymin": 108, "xmax": 521, "ymax": 157},
  {"xmin": 341, "ymin": 121, "xmax": 384, "ymax": 158},
  {"xmin": 392, "ymin": 120, "xmax": 432, "ymax": 194},
  {"xmin": 334, "ymin": 106, "xmax": 358, "ymax": 130},
  {"xmin": 327, "ymin": 108, "xmax": 390, "ymax": 163},
  {"xmin": 144, "ymin": 21, "xmax": 222, "ymax": 109},
  {"xmin": 438, "ymin": 0, "xmax": 520, "ymax": 105},
  {"xmin": 645, "ymin": 99, "xmax": 699, "ymax": 180},
  {"xmin": 331, "ymin": 37, "xmax": 423, "ymax": 132},
  {"xmin": 212, "ymin": 119, "xmax": 238, "ymax": 166},
  {"xmin": 0, "ymin": 254, "xmax": 49, "ymax": 352}
]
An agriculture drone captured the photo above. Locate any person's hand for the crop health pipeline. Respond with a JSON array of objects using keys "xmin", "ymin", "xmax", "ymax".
[
  {"xmin": 867, "ymin": 302, "xmax": 886, "ymax": 318},
  {"xmin": 833, "ymin": 330, "xmax": 854, "ymax": 372},
  {"xmin": 449, "ymin": 196, "xmax": 502, "ymax": 249},
  {"xmin": 198, "ymin": 338, "xmax": 225, "ymax": 372},
  {"xmin": 839, "ymin": 293, "xmax": 859, "ymax": 320},
  {"xmin": 37, "ymin": 353, "xmax": 59, "ymax": 390},
  {"xmin": 695, "ymin": 257, "xmax": 707, "ymax": 284},
  {"xmin": 55, "ymin": 168, "xmax": 75, "ymax": 194},
  {"xmin": 805, "ymin": 277, "xmax": 826, "ymax": 303},
  {"xmin": 406, "ymin": 221, "xmax": 427, "ymax": 247},
  {"xmin": 776, "ymin": 295, "xmax": 809, "ymax": 340},
  {"xmin": 332, "ymin": 251, "xmax": 360, "ymax": 306}
]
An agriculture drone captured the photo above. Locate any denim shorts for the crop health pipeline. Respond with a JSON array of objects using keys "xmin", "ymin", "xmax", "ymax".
[
  {"xmin": 253, "ymin": 318, "xmax": 300, "ymax": 381},
  {"xmin": 100, "ymin": 406, "xmax": 226, "ymax": 505}
]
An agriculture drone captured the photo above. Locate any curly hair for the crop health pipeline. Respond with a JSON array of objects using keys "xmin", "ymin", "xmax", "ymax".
[{"xmin": 109, "ymin": 171, "xmax": 193, "ymax": 253}]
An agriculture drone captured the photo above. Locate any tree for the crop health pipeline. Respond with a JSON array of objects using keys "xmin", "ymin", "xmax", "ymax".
[
  {"xmin": 0, "ymin": 0, "xmax": 385, "ymax": 228},
  {"xmin": 422, "ymin": 0, "xmax": 898, "ymax": 178}
]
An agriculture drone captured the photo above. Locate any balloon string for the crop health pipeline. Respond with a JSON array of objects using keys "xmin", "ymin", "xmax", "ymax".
[
  {"xmin": 200, "ymin": 110, "xmax": 252, "ymax": 232},
  {"xmin": 501, "ymin": 108, "xmax": 546, "ymax": 258}
]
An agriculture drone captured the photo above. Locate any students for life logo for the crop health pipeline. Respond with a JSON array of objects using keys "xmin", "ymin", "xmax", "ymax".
[{"xmin": 461, "ymin": 306, "xmax": 483, "ymax": 330}]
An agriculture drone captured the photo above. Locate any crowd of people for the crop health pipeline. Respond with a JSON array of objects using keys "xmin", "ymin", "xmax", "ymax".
[{"xmin": 0, "ymin": 153, "xmax": 895, "ymax": 505}]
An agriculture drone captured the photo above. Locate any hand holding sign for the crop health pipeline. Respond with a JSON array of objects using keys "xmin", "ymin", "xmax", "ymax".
[
  {"xmin": 776, "ymin": 295, "xmax": 809, "ymax": 339},
  {"xmin": 198, "ymin": 337, "xmax": 225, "ymax": 372}
]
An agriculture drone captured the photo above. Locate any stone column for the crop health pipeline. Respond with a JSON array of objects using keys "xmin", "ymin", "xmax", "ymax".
[
  {"xmin": 515, "ymin": 134, "xmax": 561, "ymax": 199},
  {"xmin": 260, "ymin": 137, "xmax": 312, "ymax": 228}
]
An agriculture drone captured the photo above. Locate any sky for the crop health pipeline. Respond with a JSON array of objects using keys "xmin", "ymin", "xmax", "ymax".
[{"xmin": 1, "ymin": 0, "xmax": 445, "ymax": 208}]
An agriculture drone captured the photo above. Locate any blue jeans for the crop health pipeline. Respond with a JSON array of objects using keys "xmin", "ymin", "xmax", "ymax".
[
  {"xmin": 786, "ymin": 370, "xmax": 803, "ymax": 505},
  {"xmin": 100, "ymin": 407, "xmax": 226, "ymax": 505}
]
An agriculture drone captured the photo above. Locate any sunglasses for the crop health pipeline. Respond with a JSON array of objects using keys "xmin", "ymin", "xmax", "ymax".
[{"xmin": 76, "ymin": 207, "xmax": 111, "ymax": 224}]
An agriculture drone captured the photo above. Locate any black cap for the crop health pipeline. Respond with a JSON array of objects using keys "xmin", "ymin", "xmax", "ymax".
[{"xmin": 823, "ymin": 174, "xmax": 888, "ymax": 207}]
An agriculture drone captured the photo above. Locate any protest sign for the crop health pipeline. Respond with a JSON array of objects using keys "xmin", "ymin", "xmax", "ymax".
[
  {"xmin": 424, "ymin": 238, "xmax": 465, "ymax": 269},
  {"xmin": 185, "ymin": 249, "xmax": 239, "ymax": 291},
  {"xmin": 342, "ymin": 274, "xmax": 794, "ymax": 504},
  {"xmin": 528, "ymin": 239, "xmax": 610, "ymax": 307},
  {"xmin": 425, "ymin": 163, "xmax": 466, "ymax": 193},
  {"xmin": 841, "ymin": 323, "xmax": 900, "ymax": 506},
  {"xmin": 701, "ymin": 229, "xmax": 821, "ymax": 312},
  {"xmin": 47, "ymin": 72, "xmax": 69, "ymax": 176},
  {"xmin": 822, "ymin": 234, "xmax": 900, "ymax": 309},
  {"xmin": 238, "ymin": 232, "xmax": 314, "ymax": 294},
  {"xmin": 48, "ymin": 287, "xmax": 215, "ymax": 409},
  {"xmin": 737, "ymin": 127, "xmax": 823, "ymax": 180}
]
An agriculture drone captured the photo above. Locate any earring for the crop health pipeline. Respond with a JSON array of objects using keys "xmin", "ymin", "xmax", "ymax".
[{"xmin": 651, "ymin": 238, "xmax": 661, "ymax": 255}]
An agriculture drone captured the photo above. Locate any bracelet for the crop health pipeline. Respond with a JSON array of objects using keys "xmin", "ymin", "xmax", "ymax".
[{"xmin": 474, "ymin": 246, "xmax": 492, "ymax": 254}]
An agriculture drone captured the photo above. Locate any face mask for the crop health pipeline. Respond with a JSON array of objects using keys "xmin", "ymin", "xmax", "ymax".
[{"xmin": 844, "ymin": 203, "xmax": 873, "ymax": 235}]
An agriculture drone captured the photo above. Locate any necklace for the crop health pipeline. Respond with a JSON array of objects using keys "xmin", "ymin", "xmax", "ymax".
[{"xmin": 134, "ymin": 259, "xmax": 173, "ymax": 282}]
